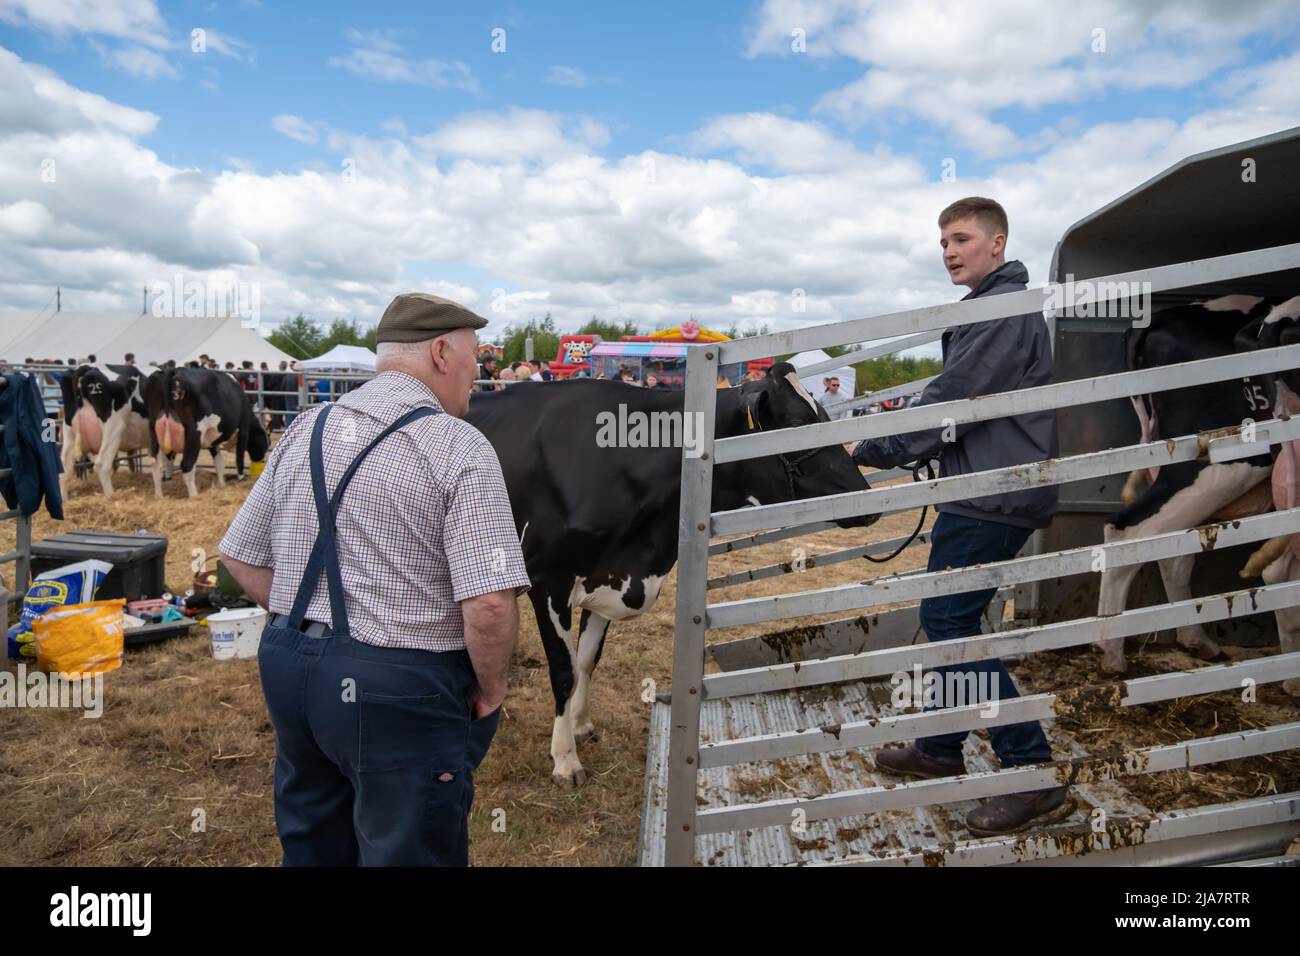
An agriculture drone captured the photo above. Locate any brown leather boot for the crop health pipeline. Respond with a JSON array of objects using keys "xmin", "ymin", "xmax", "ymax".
[
  {"xmin": 873, "ymin": 744, "xmax": 965, "ymax": 780},
  {"xmin": 965, "ymin": 787, "xmax": 1076, "ymax": 836}
]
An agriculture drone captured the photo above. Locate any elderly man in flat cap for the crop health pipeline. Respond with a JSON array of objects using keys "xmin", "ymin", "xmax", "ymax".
[{"xmin": 220, "ymin": 293, "xmax": 530, "ymax": 867}]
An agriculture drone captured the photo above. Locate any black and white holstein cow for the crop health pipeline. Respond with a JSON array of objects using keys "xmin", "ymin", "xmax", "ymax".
[
  {"xmin": 145, "ymin": 367, "xmax": 268, "ymax": 498},
  {"xmin": 59, "ymin": 364, "xmax": 153, "ymax": 497},
  {"xmin": 467, "ymin": 363, "xmax": 875, "ymax": 786},
  {"xmin": 1236, "ymin": 295, "xmax": 1300, "ymax": 697},
  {"xmin": 1097, "ymin": 295, "xmax": 1276, "ymax": 674}
]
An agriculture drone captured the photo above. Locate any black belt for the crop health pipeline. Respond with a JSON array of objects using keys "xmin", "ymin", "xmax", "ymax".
[{"xmin": 269, "ymin": 612, "xmax": 330, "ymax": 638}]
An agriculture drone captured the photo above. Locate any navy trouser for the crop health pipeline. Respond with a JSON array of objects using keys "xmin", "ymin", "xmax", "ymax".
[
  {"xmin": 259, "ymin": 620, "xmax": 499, "ymax": 866},
  {"xmin": 912, "ymin": 511, "xmax": 1053, "ymax": 768},
  {"xmin": 258, "ymin": 402, "xmax": 499, "ymax": 866}
]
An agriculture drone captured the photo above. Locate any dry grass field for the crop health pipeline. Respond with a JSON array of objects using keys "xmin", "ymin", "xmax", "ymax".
[{"xmin": 2, "ymin": 461, "xmax": 1297, "ymax": 867}]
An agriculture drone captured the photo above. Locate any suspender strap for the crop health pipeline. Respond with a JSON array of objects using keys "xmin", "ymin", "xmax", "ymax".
[{"xmin": 286, "ymin": 403, "xmax": 440, "ymax": 635}]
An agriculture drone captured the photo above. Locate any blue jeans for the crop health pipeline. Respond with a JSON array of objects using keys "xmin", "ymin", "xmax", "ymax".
[{"xmin": 912, "ymin": 511, "xmax": 1052, "ymax": 768}]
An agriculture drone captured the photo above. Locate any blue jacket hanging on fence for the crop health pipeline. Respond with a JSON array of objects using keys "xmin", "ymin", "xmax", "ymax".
[{"xmin": 0, "ymin": 372, "xmax": 64, "ymax": 520}]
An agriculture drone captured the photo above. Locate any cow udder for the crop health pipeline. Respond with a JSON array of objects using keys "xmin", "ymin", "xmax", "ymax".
[
  {"xmin": 155, "ymin": 415, "xmax": 186, "ymax": 455},
  {"xmin": 72, "ymin": 406, "xmax": 103, "ymax": 454}
]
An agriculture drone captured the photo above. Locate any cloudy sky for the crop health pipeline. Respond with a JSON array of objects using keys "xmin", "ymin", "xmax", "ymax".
[{"xmin": 1, "ymin": 0, "xmax": 1298, "ymax": 345}]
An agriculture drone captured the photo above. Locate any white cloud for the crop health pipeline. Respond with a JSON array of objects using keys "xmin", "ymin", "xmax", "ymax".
[
  {"xmin": 202, "ymin": 29, "xmax": 254, "ymax": 64},
  {"xmin": 272, "ymin": 114, "xmax": 321, "ymax": 145},
  {"xmin": 2, "ymin": 44, "xmax": 1299, "ymax": 349},
  {"xmin": 546, "ymin": 65, "xmax": 589, "ymax": 87},
  {"xmin": 749, "ymin": 0, "xmax": 1299, "ymax": 155},
  {"xmin": 0, "ymin": 47, "xmax": 158, "ymax": 136},
  {"xmin": 691, "ymin": 113, "xmax": 870, "ymax": 173},
  {"xmin": 415, "ymin": 107, "xmax": 609, "ymax": 162},
  {"xmin": 0, "ymin": 0, "xmax": 169, "ymax": 47},
  {"xmin": 329, "ymin": 28, "xmax": 478, "ymax": 92},
  {"xmin": 97, "ymin": 42, "xmax": 177, "ymax": 79}
]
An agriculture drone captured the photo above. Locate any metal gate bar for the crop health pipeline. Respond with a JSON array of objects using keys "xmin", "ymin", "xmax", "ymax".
[
  {"xmin": 702, "ymin": 652, "xmax": 1300, "ymax": 768},
  {"xmin": 710, "ymin": 507, "xmax": 1300, "ymax": 630},
  {"xmin": 705, "ymin": 579, "xmax": 1300, "ymax": 698},
  {"xmin": 696, "ymin": 723, "xmax": 1300, "ymax": 834}
]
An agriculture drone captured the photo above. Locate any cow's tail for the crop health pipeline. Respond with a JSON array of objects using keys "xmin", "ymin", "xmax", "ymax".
[
  {"xmin": 153, "ymin": 367, "xmax": 184, "ymax": 455},
  {"xmin": 1242, "ymin": 535, "xmax": 1290, "ymax": 579}
]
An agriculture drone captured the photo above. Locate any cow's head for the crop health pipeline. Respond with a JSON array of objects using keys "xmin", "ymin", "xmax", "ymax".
[
  {"xmin": 1257, "ymin": 295, "xmax": 1300, "ymax": 399},
  {"xmin": 1237, "ymin": 299, "xmax": 1300, "ymax": 403},
  {"xmin": 74, "ymin": 366, "xmax": 121, "ymax": 421},
  {"xmin": 716, "ymin": 362, "xmax": 877, "ymax": 528},
  {"xmin": 248, "ymin": 414, "xmax": 270, "ymax": 462}
]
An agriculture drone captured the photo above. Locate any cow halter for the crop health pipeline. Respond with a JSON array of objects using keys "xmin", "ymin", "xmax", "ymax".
[{"xmin": 745, "ymin": 403, "xmax": 823, "ymax": 500}]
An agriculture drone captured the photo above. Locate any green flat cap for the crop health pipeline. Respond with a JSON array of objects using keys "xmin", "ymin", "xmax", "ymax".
[{"xmin": 377, "ymin": 292, "xmax": 488, "ymax": 343}]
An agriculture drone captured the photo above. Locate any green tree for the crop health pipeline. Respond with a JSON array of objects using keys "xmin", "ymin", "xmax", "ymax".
[
  {"xmin": 267, "ymin": 314, "xmax": 324, "ymax": 360},
  {"xmin": 850, "ymin": 354, "xmax": 943, "ymax": 393},
  {"xmin": 318, "ymin": 318, "xmax": 365, "ymax": 352},
  {"xmin": 500, "ymin": 313, "xmax": 562, "ymax": 364},
  {"xmin": 723, "ymin": 321, "xmax": 771, "ymax": 340},
  {"xmin": 576, "ymin": 317, "xmax": 641, "ymax": 340}
]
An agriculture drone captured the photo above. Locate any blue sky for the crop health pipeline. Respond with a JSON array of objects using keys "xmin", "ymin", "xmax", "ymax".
[
  {"xmin": 1, "ymin": 0, "xmax": 1299, "ymax": 342},
  {"xmin": 3, "ymin": 3, "xmax": 869, "ymax": 173}
]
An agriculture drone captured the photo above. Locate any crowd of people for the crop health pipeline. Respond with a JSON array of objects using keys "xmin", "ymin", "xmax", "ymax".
[
  {"xmin": 474, "ymin": 356, "xmax": 557, "ymax": 389},
  {"xmin": 6, "ymin": 350, "xmax": 880, "ymax": 426}
]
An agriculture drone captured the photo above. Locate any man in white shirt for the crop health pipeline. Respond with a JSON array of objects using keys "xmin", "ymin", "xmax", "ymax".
[{"xmin": 820, "ymin": 376, "xmax": 852, "ymax": 420}]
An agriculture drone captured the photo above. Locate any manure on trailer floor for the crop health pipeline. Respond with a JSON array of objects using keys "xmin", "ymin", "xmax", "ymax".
[{"xmin": 2, "ymin": 461, "xmax": 1297, "ymax": 866}]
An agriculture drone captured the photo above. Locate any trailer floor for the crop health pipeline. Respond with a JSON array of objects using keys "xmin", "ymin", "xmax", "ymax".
[{"xmin": 637, "ymin": 676, "xmax": 1300, "ymax": 866}]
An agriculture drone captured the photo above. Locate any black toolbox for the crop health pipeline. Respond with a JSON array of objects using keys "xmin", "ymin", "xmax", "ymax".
[{"xmin": 30, "ymin": 531, "xmax": 169, "ymax": 602}]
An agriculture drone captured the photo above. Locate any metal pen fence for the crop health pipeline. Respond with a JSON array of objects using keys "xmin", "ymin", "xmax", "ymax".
[
  {"xmin": 3, "ymin": 364, "xmax": 531, "ymax": 482},
  {"xmin": 652, "ymin": 241, "xmax": 1300, "ymax": 866}
]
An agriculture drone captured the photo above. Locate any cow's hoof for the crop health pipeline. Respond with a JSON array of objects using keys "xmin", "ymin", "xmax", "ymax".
[
  {"xmin": 551, "ymin": 767, "xmax": 588, "ymax": 789},
  {"xmin": 1099, "ymin": 654, "xmax": 1128, "ymax": 675},
  {"xmin": 574, "ymin": 724, "xmax": 598, "ymax": 744},
  {"xmin": 1182, "ymin": 641, "xmax": 1224, "ymax": 662}
]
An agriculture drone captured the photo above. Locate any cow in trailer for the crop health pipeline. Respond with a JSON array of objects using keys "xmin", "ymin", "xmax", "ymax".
[
  {"xmin": 145, "ymin": 367, "xmax": 269, "ymax": 498},
  {"xmin": 1096, "ymin": 295, "xmax": 1277, "ymax": 674},
  {"xmin": 1236, "ymin": 295, "xmax": 1300, "ymax": 697},
  {"xmin": 58, "ymin": 364, "xmax": 153, "ymax": 498},
  {"xmin": 467, "ymin": 363, "xmax": 875, "ymax": 787}
]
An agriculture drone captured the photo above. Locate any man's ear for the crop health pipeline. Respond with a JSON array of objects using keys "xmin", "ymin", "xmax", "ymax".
[{"xmin": 429, "ymin": 334, "xmax": 452, "ymax": 374}]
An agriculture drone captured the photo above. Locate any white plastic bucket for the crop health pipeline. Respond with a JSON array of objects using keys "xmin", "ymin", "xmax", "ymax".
[{"xmin": 207, "ymin": 607, "xmax": 267, "ymax": 661}]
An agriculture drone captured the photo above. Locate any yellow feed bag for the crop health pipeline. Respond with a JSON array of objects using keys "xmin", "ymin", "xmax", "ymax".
[{"xmin": 32, "ymin": 599, "xmax": 126, "ymax": 677}]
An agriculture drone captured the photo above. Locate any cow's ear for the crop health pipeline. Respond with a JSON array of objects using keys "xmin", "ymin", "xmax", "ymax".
[
  {"xmin": 1234, "ymin": 315, "xmax": 1265, "ymax": 353},
  {"xmin": 742, "ymin": 386, "xmax": 770, "ymax": 432}
]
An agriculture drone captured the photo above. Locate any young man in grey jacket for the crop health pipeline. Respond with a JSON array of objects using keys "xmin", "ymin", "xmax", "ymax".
[{"xmin": 852, "ymin": 197, "xmax": 1070, "ymax": 836}]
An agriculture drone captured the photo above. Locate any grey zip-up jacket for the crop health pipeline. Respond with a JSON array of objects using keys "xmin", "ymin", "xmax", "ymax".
[{"xmin": 852, "ymin": 260, "xmax": 1058, "ymax": 529}]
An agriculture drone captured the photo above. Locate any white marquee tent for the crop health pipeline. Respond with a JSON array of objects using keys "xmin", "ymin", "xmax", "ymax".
[
  {"xmin": 0, "ymin": 311, "xmax": 295, "ymax": 368},
  {"xmin": 299, "ymin": 343, "xmax": 377, "ymax": 372}
]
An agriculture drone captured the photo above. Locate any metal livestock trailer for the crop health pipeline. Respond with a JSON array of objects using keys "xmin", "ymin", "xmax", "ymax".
[
  {"xmin": 1033, "ymin": 126, "xmax": 1300, "ymax": 647},
  {"xmin": 637, "ymin": 128, "xmax": 1300, "ymax": 867}
]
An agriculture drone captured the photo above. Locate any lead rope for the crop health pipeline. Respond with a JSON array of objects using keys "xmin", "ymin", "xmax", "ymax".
[{"xmin": 862, "ymin": 459, "xmax": 936, "ymax": 564}]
